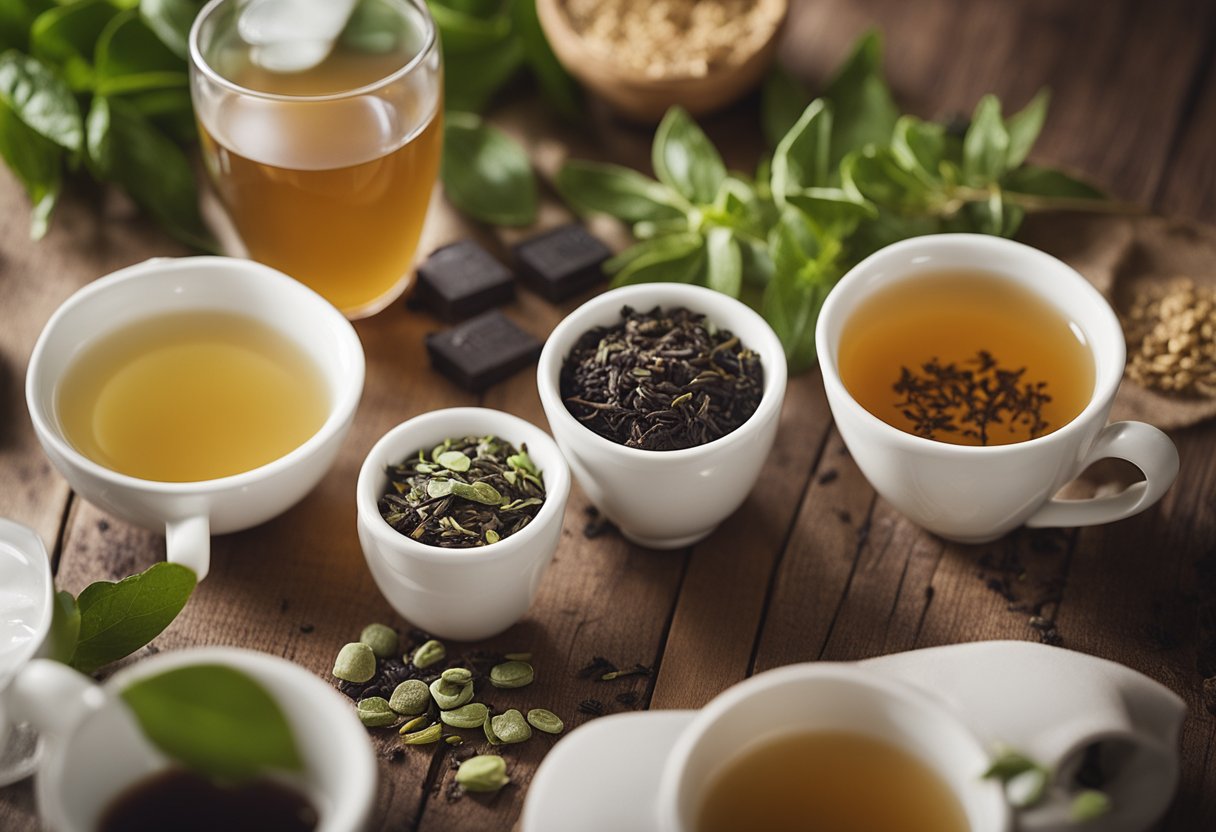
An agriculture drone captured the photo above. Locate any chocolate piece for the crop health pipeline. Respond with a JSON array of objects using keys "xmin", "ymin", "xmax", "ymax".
[
  {"xmin": 412, "ymin": 240, "xmax": 515, "ymax": 322},
  {"xmin": 425, "ymin": 311, "xmax": 542, "ymax": 392},
  {"xmin": 513, "ymin": 224, "xmax": 611, "ymax": 301}
]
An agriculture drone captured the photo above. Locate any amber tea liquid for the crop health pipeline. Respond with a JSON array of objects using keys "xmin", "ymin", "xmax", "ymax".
[
  {"xmin": 695, "ymin": 731, "xmax": 970, "ymax": 832},
  {"xmin": 197, "ymin": 30, "xmax": 442, "ymax": 318},
  {"xmin": 838, "ymin": 270, "xmax": 1094, "ymax": 446}
]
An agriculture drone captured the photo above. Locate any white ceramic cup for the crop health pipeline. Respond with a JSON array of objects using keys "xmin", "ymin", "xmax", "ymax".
[
  {"xmin": 816, "ymin": 234, "xmax": 1180, "ymax": 543},
  {"xmin": 656, "ymin": 663, "xmax": 1012, "ymax": 832},
  {"xmin": 537, "ymin": 283, "xmax": 788, "ymax": 549},
  {"xmin": 5, "ymin": 648, "xmax": 376, "ymax": 832},
  {"xmin": 357, "ymin": 407, "xmax": 571, "ymax": 641},
  {"xmin": 26, "ymin": 256, "xmax": 365, "ymax": 579}
]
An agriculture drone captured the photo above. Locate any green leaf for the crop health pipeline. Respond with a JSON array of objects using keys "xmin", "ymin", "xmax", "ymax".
[
  {"xmin": 441, "ymin": 111, "xmax": 537, "ymax": 226},
  {"xmin": 652, "ymin": 106, "xmax": 725, "ymax": 205},
  {"xmin": 784, "ymin": 186, "xmax": 875, "ymax": 238},
  {"xmin": 963, "ymin": 94, "xmax": 1009, "ymax": 185},
  {"xmin": 0, "ymin": 98, "xmax": 61, "ymax": 239},
  {"xmin": 844, "ymin": 145, "xmax": 930, "ymax": 212},
  {"xmin": 705, "ymin": 226, "xmax": 741, "ymax": 298},
  {"xmin": 31, "ymin": 0, "xmax": 119, "ymax": 90},
  {"xmin": 95, "ymin": 9, "xmax": 185, "ymax": 82},
  {"xmin": 610, "ymin": 232, "xmax": 704, "ymax": 286},
  {"xmin": 443, "ymin": 35, "xmax": 523, "ymax": 113},
  {"xmin": 48, "ymin": 589, "xmax": 80, "ymax": 664},
  {"xmin": 428, "ymin": 0, "xmax": 512, "ymax": 53},
  {"xmin": 821, "ymin": 30, "xmax": 898, "ymax": 168},
  {"xmin": 511, "ymin": 0, "xmax": 580, "ymax": 119},
  {"xmin": 1070, "ymin": 790, "xmax": 1112, "ymax": 822},
  {"xmin": 139, "ymin": 0, "xmax": 204, "ymax": 60},
  {"xmin": 69, "ymin": 562, "xmax": 197, "ymax": 674},
  {"xmin": 605, "ymin": 230, "xmax": 700, "ymax": 273},
  {"xmin": 86, "ymin": 96, "xmax": 214, "ymax": 249},
  {"xmin": 771, "ymin": 98, "xmax": 831, "ymax": 202},
  {"xmin": 1001, "ymin": 165, "xmax": 1105, "ymax": 200},
  {"xmin": 1004, "ymin": 89, "xmax": 1049, "ymax": 170},
  {"xmin": 890, "ymin": 115, "xmax": 946, "ymax": 186},
  {"xmin": 762, "ymin": 209, "xmax": 837, "ymax": 372},
  {"xmin": 556, "ymin": 160, "xmax": 683, "ymax": 223},
  {"xmin": 120, "ymin": 664, "xmax": 304, "ymax": 780},
  {"xmin": 0, "ymin": 0, "xmax": 53, "ymax": 53},
  {"xmin": 0, "ymin": 50, "xmax": 82, "ymax": 151},
  {"xmin": 761, "ymin": 63, "xmax": 811, "ymax": 148}
]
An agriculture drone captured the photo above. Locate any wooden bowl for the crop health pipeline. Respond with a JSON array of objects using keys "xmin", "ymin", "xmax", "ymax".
[{"xmin": 536, "ymin": 0, "xmax": 789, "ymax": 123}]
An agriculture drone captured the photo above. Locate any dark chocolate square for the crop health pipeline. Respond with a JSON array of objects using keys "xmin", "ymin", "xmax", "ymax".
[
  {"xmin": 412, "ymin": 240, "xmax": 515, "ymax": 322},
  {"xmin": 513, "ymin": 224, "xmax": 612, "ymax": 302},
  {"xmin": 425, "ymin": 310, "xmax": 542, "ymax": 392}
]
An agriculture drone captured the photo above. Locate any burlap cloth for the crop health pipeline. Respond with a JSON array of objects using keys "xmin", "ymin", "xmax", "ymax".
[{"xmin": 1019, "ymin": 213, "xmax": 1216, "ymax": 431}]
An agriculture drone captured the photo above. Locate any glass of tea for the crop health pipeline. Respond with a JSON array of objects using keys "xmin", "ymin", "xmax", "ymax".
[{"xmin": 189, "ymin": 0, "xmax": 442, "ymax": 319}]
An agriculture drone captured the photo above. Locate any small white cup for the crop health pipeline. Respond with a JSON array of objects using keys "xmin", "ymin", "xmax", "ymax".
[
  {"xmin": 816, "ymin": 234, "xmax": 1179, "ymax": 543},
  {"xmin": 656, "ymin": 663, "xmax": 1011, "ymax": 831},
  {"xmin": 26, "ymin": 256, "xmax": 365, "ymax": 579},
  {"xmin": 356, "ymin": 408, "xmax": 571, "ymax": 641},
  {"xmin": 537, "ymin": 284, "xmax": 788, "ymax": 549},
  {"xmin": 6, "ymin": 648, "xmax": 376, "ymax": 832}
]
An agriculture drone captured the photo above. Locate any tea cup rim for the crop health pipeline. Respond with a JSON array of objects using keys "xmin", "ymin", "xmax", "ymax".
[
  {"xmin": 25, "ymin": 255, "xmax": 365, "ymax": 495},
  {"xmin": 814, "ymin": 233, "xmax": 1125, "ymax": 456},
  {"xmin": 536, "ymin": 282, "xmax": 788, "ymax": 463},
  {"xmin": 355, "ymin": 406, "xmax": 572, "ymax": 565}
]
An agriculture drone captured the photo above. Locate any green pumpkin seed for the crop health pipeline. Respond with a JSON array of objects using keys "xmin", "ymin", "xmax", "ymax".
[
  {"xmin": 356, "ymin": 697, "xmax": 397, "ymax": 728},
  {"xmin": 431, "ymin": 677, "xmax": 474, "ymax": 710},
  {"xmin": 411, "ymin": 639, "xmax": 446, "ymax": 669},
  {"xmin": 333, "ymin": 642, "xmax": 376, "ymax": 683},
  {"xmin": 389, "ymin": 679, "xmax": 431, "ymax": 716},
  {"xmin": 440, "ymin": 702, "xmax": 490, "ymax": 729},
  {"xmin": 436, "ymin": 450, "xmax": 471, "ymax": 472},
  {"xmin": 440, "ymin": 667, "xmax": 473, "ymax": 685},
  {"xmin": 358, "ymin": 623, "xmax": 399, "ymax": 659},
  {"xmin": 401, "ymin": 723, "xmax": 443, "ymax": 745},
  {"xmin": 526, "ymin": 708, "xmax": 563, "ymax": 734},
  {"xmin": 489, "ymin": 660, "xmax": 534, "ymax": 689},
  {"xmin": 456, "ymin": 754, "xmax": 509, "ymax": 793},
  {"xmin": 490, "ymin": 709, "xmax": 531, "ymax": 744}
]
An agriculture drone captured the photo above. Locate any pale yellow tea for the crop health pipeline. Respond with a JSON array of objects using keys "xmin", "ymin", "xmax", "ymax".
[
  {"xmin": 838, "ymin": 270, "xmax": 1094, "ymax": 446},
  {"xmin": 57, "ymin": 312, "xmax": 329, "ymax": 483},
  {"xmin": 695, "ymin": 731, "xmax": 969, "ymax": 832}
]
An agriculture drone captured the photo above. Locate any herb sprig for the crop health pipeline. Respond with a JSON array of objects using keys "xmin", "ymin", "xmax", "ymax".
[{"xmin": 557, "ymin": 32, "xmax": 1120, "ymax": 373}]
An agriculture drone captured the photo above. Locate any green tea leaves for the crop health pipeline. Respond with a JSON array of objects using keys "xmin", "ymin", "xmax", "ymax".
[
  {"xmin": 0, "ymin": 96, "xmax": 61, "ymax": 238},
  {"xmin": 653, "ymin": 107, "xmax": 725, "ymax": 205},
  {"xmin": 772, "ymin": 99, "xmax": 832, "ymax": 201},
  {"xmin": 705, "ymin": 226, "xmax": 742, "ymax": 298},
  {"xmin": 557, "ymin": 160, "xmax": 685, "ymax": 224},
  {"xmin": 822, "ymin": 30, "xmax": 898, "ymax": 168},
  {"xmin": 441, "ymin": 111, "xmax": 538, "ymax": 226},
  {"xmin": 0, "ymin": 51, "xmax": 81, "ymax": 151},
  {"xmin": 762, "ymin": 209, "xmax": 836, "ymax": 372},
  {"xmin": 609, "ymin": 232, "xmax": 704, "ymax": 287},
  {"xmin": 121, "ymin": 664, "xmax": 304, "ymax": 780},
  {"xmin": 1004, "ymin": 89, "xmax": 1049, "ymax": 170},
  {"xmin": 69, "ymin": 562, "xmax": 197, "ymax": 675},
  {"xmin": 963, "ymin": 94, "xmax": 1010, "ymax": 185}
]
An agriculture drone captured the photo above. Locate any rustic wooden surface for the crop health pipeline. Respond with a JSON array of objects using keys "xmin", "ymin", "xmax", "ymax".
[{"xmin": 3, "ymin": 0, "xmax": 1216, "ymax": 829}]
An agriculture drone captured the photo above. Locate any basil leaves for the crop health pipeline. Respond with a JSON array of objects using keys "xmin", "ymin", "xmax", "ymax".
[{"xmin": 558, "ymin": 31, "xmax": 1110, "ymax": 373}]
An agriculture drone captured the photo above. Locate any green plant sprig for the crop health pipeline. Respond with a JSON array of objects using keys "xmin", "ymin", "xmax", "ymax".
[{"xmin": 557, "ymin": 32, "xmax": 1115, "ymax": 373}]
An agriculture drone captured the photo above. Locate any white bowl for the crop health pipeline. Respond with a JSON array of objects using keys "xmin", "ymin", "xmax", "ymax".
[
  {"xmin": 537, "ymin": 284, "xmax": 787, "ymax": 549},
  {"xmin": 356, "ymin": 408, "xmax": 571, "ymax": 641}
]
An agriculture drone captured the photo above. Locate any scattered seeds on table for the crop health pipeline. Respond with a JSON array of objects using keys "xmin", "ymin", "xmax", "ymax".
[
  {"xmin": 489, "ymin": 660, "xmax": 534, "ymax": 689},
  {"xmin": 446, "ymin": 735, "xmax": 464, "ymax": 746},
  {"xmin": 526, "ymin": 708, "xmax": 564, "ymax": 734},
  {"xmin": 456, "ymin": 754, "xmax": 510, "ymax": 793},
  {"xmin": 333, "ymin": 642, "xmax": 376, "ymax": 683},
  {"xmin": 389, "ymin": 679, "xmax": 432, "ymax": 716},
  {"xmin": 440, "ymin": 702, "xmax": 490, "ymax": 729},
  {"xmin": 356, "ymin": 697, "xmax": 398, "ymax": 728},
  {"xmin": 441, "ymin": 667, "xmax": 473, "ymax": 685},
  {"xmin": 412, "ymin": 639, "xmax": 446, "ymax": 669},
  {"xmin": 431, "ymin": 677, "xmax": 474, "ymax": 709},
  {"xmin": 401, "ymin": 722, "xmax": 444, "ymax": 745},
  {"xmin": 399, "ymin": 715, "xmax": 430, "ymax": 735},
  {"xmin": 484, "ymin": 711, "xmax": 501, "ymax": 745},
  {"xmin": 359, "ymin": 623, "xmax": 399, "ymax": 659},
  {"xmin": 490, "ymin": 709, "xmax": 532, "ymax": 744}
]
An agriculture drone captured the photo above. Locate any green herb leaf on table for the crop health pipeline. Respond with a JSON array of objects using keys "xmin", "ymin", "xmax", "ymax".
[
  {"xmin": 556, "ymin": 160, "xmax": 685, "ymax": 224},
  {"xmin": 762, "ymin": 208, "xmax": 838, "ymax": 373},
  {"xmin": 441, "ymin": 110, "xmax": 538, "ymax": 226},
  {"xmin": 0, "ymin": 50, "xmax": 82, "ymax": 151},
  {"xmin": 653, "ymin": 107, "xmax": 725, "ymax": 205},
  {"xmin": 69, "ymin": 562, "xmax": 197, "ymax": 675},
  {"xmin": 0, "ymin": 97, "xmax": 61, "ymax": 239},
  {"xmin": 120, "ymin": 664, "xmax": 304, "ymax": 780},
  {"xmin": 705, "ymin": 226, "xmax": 742, "ymax": 298},
  {"xmin": 48, "ymin": 589, "xmax": 81, "ymax": 665},
  {"xmin": 609, "ymin": 231, "xmax": 705, "ymax": 287},
  {"xmin": 962, "ymin": 94, "xmax": 1011, "ymax": 185}
]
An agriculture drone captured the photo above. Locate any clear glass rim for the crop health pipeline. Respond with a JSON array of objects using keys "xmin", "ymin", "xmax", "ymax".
[{"xmin": 188, "ymin": 0, "xmax": 438, "ymax": 103}]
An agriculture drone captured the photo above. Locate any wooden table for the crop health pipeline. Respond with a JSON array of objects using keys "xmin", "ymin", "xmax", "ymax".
[{"xmin": 3, "ymin": 0, "xmax": 1215, "ymax": 829}]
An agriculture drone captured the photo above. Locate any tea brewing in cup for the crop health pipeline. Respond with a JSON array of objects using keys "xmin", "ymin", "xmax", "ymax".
[
  {"xmin": 26, "ymin": 256, "xmax": 365, "ymax": 579},
  {"xmin": 815, "ymin": 234, "xmax": 1179, "ymax": 543}
]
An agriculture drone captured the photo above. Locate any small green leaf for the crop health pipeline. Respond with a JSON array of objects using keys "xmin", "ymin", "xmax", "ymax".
[
  {"xmin": 821, "ymin": 30, "xmax": 899, "ymax": 168},
  {"xmin": 0, "ymin": 98, "xmax": 61, "ymax": 239},
  {"xmin": 449, "ymin": 480, "xmax": 504, "ymax": 506},
  {"xmin": 1004, "ymin": 89, "xmax": 1049, "ymax": 170},
  {"xmin": 30, "ymin": 0, "xmax": 119, "ymax": 90},
  {"xmin": 120, "ymin": 664, "xmax": 304, "ymax": 780},
  {"xmin": 844, "ymin": 146, "xmax": 931, "ymax": 212},
  {"xmin": 771, "ymin": 98, "xmax": 832, "ymax": 203},
  {"xmin": 0, "ymin": 50, "xmax": 82, "ymax": 151},
  {"xmin": 441, "ymin": 111, "xmax": 537, "ymax": 226},
  {"xmin": 705, "ymin": 226, "xmax": 741, "ymax": 298},
  {"xmin": 95, "ymin": 9, "xmax": 184, "ymax": 82},
  {"xmin": 890, "ymin": 116, "xmax": 946, "ymax": 186},
  {"xmin": 69, "ymin": 562, "xmax": 197, "ymax": 674},
  {"xmin": 652, "ymin": 106, "xmax": 725, "ymax": 205},
  {"xmin": 761, "ymin": 63, "xmax": 811, "ymax": 149},
  {"xmin": 48, "ymin": 589, "xmax": 80, "ymax": 664},
  {"xmin": 556, "ymin": 160, "xmax": 684, "ymax": 223},
  {"xmin": 511, "ymin": 0, "xmax": 580, "ymax": 119},
  {"xmin": 761, "ymin": 209, "xmax": 837, "ymax": 373},
  {"xmin": 138, "ymin": 0, "xmax": 204, "ymax": 60},
  {"xmin": 1070, "ymin": 790, "xmax": 1112, "ymax": 822},
  {"xmin": 0, "ymin": 0, "xmax": 53, "ymax": 53},
  {"xmin": 436, "ymin": 449, "xmax": 471, "ymax": 472},
  {"xmin": 963, "ymin": 94, "xmax": 1010, "ymax": 185},
  {"xmin": 1001, "ymin": 165, "xmax": 1105, "ymax": 200},
  {"xmin": 981, "ymin": 747, "xmax": 1042, "ymax": 782},
  {"xmin": 609, "ymin": 233, "xmax": 704, "ymax": 287}
]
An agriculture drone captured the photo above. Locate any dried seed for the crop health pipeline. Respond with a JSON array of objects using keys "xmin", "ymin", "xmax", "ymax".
[
  {"xmin": 490, "ymin": 709, "xmax": 532, "ymax": 744},
  {"xmin": 431, "ymin": 677, "xmax": 474, "ymax": 710},
  {"xmin": 441, "ymin": 667, "xmax": 473, "ymax": 685},
  {"xmin": 440, "ymin": 702, "xmax": 490, "ymax": 729},
  {"xmin": 455, "ymin": 754, "xmax": 509, "ymax": 793},
  {"xmin": 389, "ymin": 679, "xmax": 432, "ymax": 716},
  {"xmin": 489, "ymin": 660, "xmax": 534, "ymax": 689},
  {"xmin": 401, "ymin": 723, "xmax": 443, "ymax": 745},
  {"xmin": 526, "ymin": 708, "xmax": 564, "ymax": 734},
  {"xmin": 412, "ymin": 639, "xmax": 446, "ymax": 669},
  {"xmin": 333, "ymin": 642, "xmax": 376, "ymax": 683},
  {"xmin": 356, "ymin": 697, "xmax": 398, "ymax": 728},
  {"xmin": 399, "ymin": 715, "xmax": 430, "ymax": 735},
  {"xmin": 359, "ymin": 623, "xmax": 399, "ymax": 660}
]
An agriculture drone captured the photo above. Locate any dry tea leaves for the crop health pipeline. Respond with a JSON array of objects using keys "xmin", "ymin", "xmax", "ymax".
[
  {"xmin": 526, "ymin": 708, "xmax": 564, "ymax": 734},
  {"xmin": 389, "ymin": 679, "xmax": 431, "ymax": 716},
  {"xmin": 333, "ymin": 643, "xmax": 376, "ymax": 683},
  {"xmin": 411, "ymin": 639, "xmax": 446, "ymax": 669},
  {"xmin": 440, "ymin": 702, "xmax": 490, "ymax": 729},
  {"xmin": 359, "ymin": 623, "xmax": 399, "ymax": 660},
  {"xmin": 456, "ymin": 754, "xmax": 510, "ymax": 793},
  {"xmin": 431, "ymin": 677, "xmax": 474, "ymax": 710},
  {"xmin": 489, "ymin": 660, "xmax": 534, "ymax": 689},
  {"xmin": 560, "ymin": 306, "xmax": 764, "ymax": 450},
  {"xmin": 356, "ymin": 697, "xmax": 398, "ymax": 728},
  {"xmin": 490, "ymin": 709, "xmax": 532, "ymax": 744},
  {"xmin": 378, "ymin": 435, "xmax": 546, "ymax": 548}
]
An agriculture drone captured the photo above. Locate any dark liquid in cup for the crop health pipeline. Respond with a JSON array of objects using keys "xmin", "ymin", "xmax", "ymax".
[{"xmin": 97, "ymin": 769, "xmax": 318, "ymax": 832}]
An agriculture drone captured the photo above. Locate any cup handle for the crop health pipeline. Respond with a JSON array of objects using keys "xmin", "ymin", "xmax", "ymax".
[
  {"xmin": 4, "ymin": 659, "xmax": 105, "ymax": 745},
  {"xmin": 1024, "ymin": 422, "xmax": 1179, "ymax": 530},
  {"xmin": 165, "ymin": 515, "xmax": 211, "ymax": 581}
]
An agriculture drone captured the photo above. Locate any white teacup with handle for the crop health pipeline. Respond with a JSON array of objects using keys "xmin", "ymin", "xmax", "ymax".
[
  {"xmin": 25, "ymin": 256, "xmax": 365, "ymax": 580},
  {"xmin": 815, "ymin": 234, "xmax": 1179, "ymax": 543}
]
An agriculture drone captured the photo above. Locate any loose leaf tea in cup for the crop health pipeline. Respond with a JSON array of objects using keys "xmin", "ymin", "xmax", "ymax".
[{"xmin": 559, "ymin": 306, "xmax": 764, "ymax": 450}]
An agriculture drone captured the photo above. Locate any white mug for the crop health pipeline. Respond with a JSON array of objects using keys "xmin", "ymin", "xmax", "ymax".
[
  {"xmin": 5, "ymin": 648, "xmax": 376, "ymax": 832},
  {"xmin": 815, "ymin": 234, "xmax": 1179, "ymax": 543},
  {"xmin": 26, "ymin": 257, "xmax": 365, "ymax": 579}
]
